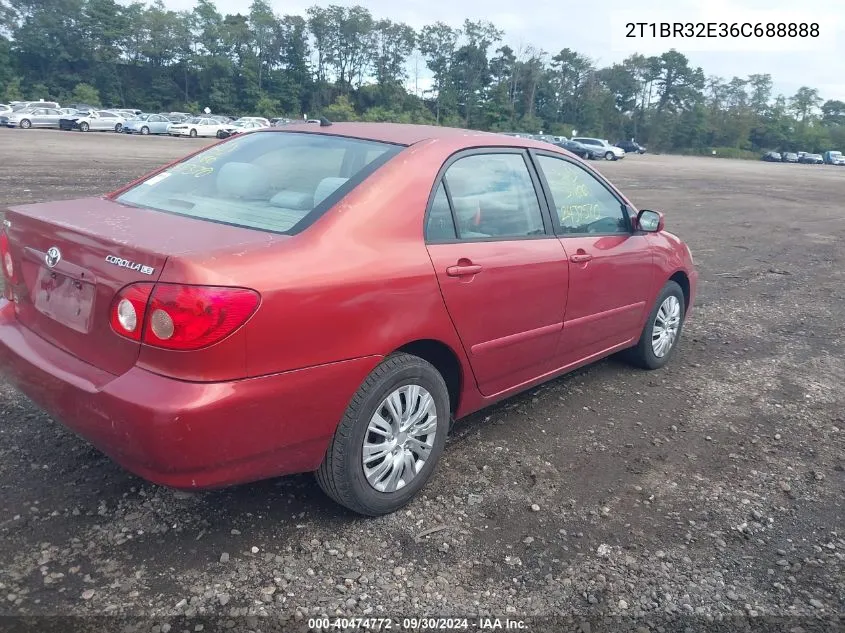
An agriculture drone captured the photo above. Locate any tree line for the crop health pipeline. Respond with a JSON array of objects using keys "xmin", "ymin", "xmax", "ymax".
[{"xmin": 1, "ymin": 0, "xmax": 844, "ymax": 154}]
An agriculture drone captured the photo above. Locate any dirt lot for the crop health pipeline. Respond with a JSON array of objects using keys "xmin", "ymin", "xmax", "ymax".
[{"xmin": 0, "ymin": 129, "xmax": 843, "ymax": 632}]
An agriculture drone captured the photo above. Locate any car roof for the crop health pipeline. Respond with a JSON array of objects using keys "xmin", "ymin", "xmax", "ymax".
[{"xmin": 260, "ymin": 121, "xmax": 564, "ymax": 149}]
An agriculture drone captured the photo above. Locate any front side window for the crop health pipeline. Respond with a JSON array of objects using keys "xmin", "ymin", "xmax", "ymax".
[
  {"xmin": 537, "ymin": 155, "xmax": 629, "ymax": 235},
  {"xmin": 116, "ymin": 132, "xmax": 402, "ymax": 234},
  {"xmin": 442, "ymin": 153, "xmax": 545, "ymax": 240}
]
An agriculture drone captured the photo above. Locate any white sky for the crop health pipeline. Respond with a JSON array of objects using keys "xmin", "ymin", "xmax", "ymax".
[{"xmin": 162, "ymin": 0, "xmax": 845, "ymax": 103}]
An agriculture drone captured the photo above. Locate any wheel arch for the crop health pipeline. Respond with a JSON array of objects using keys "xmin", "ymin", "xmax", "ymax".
[
  {"xmin": 394, "ymin": 339, "xmax": 464, "ymax": 416},
  {"xmin": 668, "ymin": 270, "xmax": 691, "ymax": 310}
]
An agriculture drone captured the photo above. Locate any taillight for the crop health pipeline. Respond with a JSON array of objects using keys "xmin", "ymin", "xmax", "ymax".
[
  {"xmin": 109, "ymin": 283, "xmax": 260, "ymax": 350},
  {"xmin": 110, "ymin": 283, "xmax": 153, "ymax": 341},
  {"xmin": 0, "ymin": 230, "xmax": 16, "ymax": 300}
]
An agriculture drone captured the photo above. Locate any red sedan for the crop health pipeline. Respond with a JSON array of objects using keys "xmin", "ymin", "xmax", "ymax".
[{"xmin": 0, "ymin": 123, "xmax": 697, "ymax": 515}]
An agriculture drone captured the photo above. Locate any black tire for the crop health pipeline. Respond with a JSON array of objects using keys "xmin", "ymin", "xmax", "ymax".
[
  {"xmin": 316, "ymin": 353, "xmax": 450, "ymax": 516},
  {"xmin": 216, "ymin": 130, "xmax": 225, "ymax": 139},
  {"xmin": 625, "ymin": 280, "xmax": 686, "ymax": 370},
  {"xmin": 140, "ymin": 126, "xmax": 149, "ymax": 135},
  {"xmin": 114, "ymin": 123, "xmax": 122, "ymax": 132},
  {"xmin": 79, "ymin": 122, "xmax": 89, "ymax": 132},
  {"xmin": 189, "ymin": 128, "xmax": 197, "ymax": 137},
  {"xmin": 19, "ymin": 119, "xmax": 31, "ymax": 129},
  {"xmin": 604, "ymin": 151, "xmax": 615, "ymax": 161}
]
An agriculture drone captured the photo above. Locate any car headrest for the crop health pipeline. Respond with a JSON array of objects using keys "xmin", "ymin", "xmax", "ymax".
[
  {"xmin": 314, "ymin": 177, "xmax": 349, "ymax": 206},
  {"xmin": 216, "ymin": 162, "xmax": 270, "ymax": 200},
  {"xmin": 269, "ymin": 190, "xmax": 313, "ymax": 210}
]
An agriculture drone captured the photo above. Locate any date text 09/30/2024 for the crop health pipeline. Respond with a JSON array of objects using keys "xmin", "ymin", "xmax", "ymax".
[{"xmin": 307, "ymin": 617, "xmax": 528, "ymax": 630}]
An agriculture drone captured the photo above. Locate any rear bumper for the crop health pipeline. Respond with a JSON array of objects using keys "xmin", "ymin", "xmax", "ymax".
[{"xmin": 0, "ymin": 299, "xmax": 381, "ymax": 489}]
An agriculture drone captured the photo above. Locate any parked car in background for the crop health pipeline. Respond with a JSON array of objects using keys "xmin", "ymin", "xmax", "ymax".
[
  {"xmin": 762, "ymin": 151, "xmax": 782, "ymax": 162},
  {"xmin": 73, "ymin": 110, "xmax": 126, "ymax": 132},
  {"xmin": 218, "ymin": 120, "xmax": 268, "ymax": 138},
  {"xmin": 553, "ymin": 138, "xmax": 591, "ymax": 159},
  {"xmin": 4, "ymin": 107, "xmax": 63, "ymax": 129},
  {"xmin": 616, "ymin": 140, "xmax": 646, "ymax": 154},
  {"xmin": 0, "ymin": 104, "xmax": 11, "ymax": 115},
  {"xmin": 781, "ymin": 152, "xmax": 799, "ymax": 163},
  {"xmin": 823, "ymin": 150, "xmax": 845, "ymax": 165},
  {"xmin": 123, "ymin": 113, "xmax": 173, "ymax": 135},
  {"xmin": 271, "ymin": 117, "xmax": 293, "ymax": 126},
  {"xmin": 10, "ymin": 101, "xmax": 61, "ymax": 111},
  {"xmin": 65, "ymin": 104, "xmax": 97, "ymax": 115},
  {"xmin": 168, "ymin": 116, "xmax": 230, "ymax": 138},
  {"xmin": 0, "ymin": 123, "xmax": 696, "ymax": 515},
  {"xmin": 798, "ymin": 153, "xmax": 824, "ymax": 164},
  {"xmin": 233, "ymin": 116, "xmax": 270, "ymax": 127},
  {"xmin": 571, "ymin": 137, "xmax": 626, "ymax": 160}
]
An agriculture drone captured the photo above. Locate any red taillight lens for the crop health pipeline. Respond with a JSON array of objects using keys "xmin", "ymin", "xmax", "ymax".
[
  {"xmin": 110, "ymin": 283, "xmax": 259, "ymax": 349},
  {"xmin": 1, "ymin": 230, "xmax": 17, "ymax": 300},
  {"xmin": 109, "ymin": 283, "xmax": 153, "ymax": 341},
  {"xmin": 1, "ymin": 231, "xmax": 15, "ymax": 280}
]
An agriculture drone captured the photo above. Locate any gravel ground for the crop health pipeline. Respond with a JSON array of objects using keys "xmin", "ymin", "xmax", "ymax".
[{"xmin": 0, "ymin": 130, "xmax": 843, "ymax": 633}]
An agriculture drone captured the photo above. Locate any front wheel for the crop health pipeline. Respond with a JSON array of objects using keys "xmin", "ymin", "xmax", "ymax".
[
  {"xmin": 140, "ymin": 126, "xmax": 149, "ymax": 135},
  {"xmin": 114, "ymin": 123, "xmax": 122, "ymax": 132},
  {"xmin": 19, "ymin": 119, "xmax": 31, "ymax": 129},
  {"xmin": 79, "ymin": 122, "xmax": 89, "ymax": 132},
  {"xmin": 316, "ymin": 353, "xmax": 450, "ymax": 516},
  {"xmin": 189, "ymin": 128, "xmax": 197, "ymax": 137},
  {"xmin": 625, "ymin": 280, "xmax": 686, "ymax": 370},
  {"xmin": 604, "ymin": 151, "xmax": 615, "ymax": 161}
]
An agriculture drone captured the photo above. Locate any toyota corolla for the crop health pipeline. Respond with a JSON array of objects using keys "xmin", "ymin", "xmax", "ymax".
[{"xmin": 0, "ymin": 123, "xmax": 697, "ymax": 516}]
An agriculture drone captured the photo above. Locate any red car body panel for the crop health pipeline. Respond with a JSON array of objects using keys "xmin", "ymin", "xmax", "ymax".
[{"xmin": 0, "ymin": 123, "xmax": 697, "ymax": 489}]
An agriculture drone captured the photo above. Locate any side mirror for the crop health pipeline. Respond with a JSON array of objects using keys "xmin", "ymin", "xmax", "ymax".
[{"xmin": 637, "ymin": 209, "xmax": 665, "ymax": 232}]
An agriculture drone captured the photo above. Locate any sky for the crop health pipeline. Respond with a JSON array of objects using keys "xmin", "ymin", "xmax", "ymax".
[{"xmin": 163, "ymin": 0, "xmax": 845, "ymax": 103}]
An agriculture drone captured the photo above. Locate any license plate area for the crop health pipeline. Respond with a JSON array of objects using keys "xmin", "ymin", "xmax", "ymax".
[{"xmin": 32, "ymin": 267, "xmax": 96, "ymax": 333}]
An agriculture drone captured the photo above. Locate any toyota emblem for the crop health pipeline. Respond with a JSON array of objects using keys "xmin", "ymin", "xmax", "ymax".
[{"xmin": 45, "ymin": 246, "xmax": 61, "ymax": 268}]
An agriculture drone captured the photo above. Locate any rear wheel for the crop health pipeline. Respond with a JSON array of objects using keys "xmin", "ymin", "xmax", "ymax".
[
  {"xmin": 625, "ymin": 280, "xmax": 686, "ymax": 370},
  {"xmin": 189, "ymin": 128, "xmax": 197, "ymax": 137},
  {"xmin": 316, "ymin": 353, "xmax": 450, "ymax": 516},
  {"xmin": 19, "ymin": 119, "xmax": 31, "ymax": 129}
]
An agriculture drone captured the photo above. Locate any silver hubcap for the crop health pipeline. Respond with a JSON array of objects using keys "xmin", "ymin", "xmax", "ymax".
[
  {"xmin": 363, "ymin": 385, "xmax": 437, "ymax": 493},
  {"xmin": 652, "ymin": 295, "xmax": 681, "ymax": 358}
]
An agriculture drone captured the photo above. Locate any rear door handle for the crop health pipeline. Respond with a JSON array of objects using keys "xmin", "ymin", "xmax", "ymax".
[
  {"xmin": 446, "ymin": 264, "xmax": 483, "ymax": 277},
  {"xmin": 569, "ymin": 253, "xmax": 593, "ymax": 263}
]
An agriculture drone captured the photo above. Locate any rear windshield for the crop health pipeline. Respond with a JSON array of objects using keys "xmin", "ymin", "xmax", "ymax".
[{"xmin": 116, "ymin": 131, "xmax": 402, "ymax": 234}]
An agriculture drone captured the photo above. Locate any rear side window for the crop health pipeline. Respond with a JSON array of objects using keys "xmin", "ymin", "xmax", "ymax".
[
  {"xmin": 442, "ymin": 153, "xmax": 545, "ymax": 240},
  {"xmin": 116, "ymin": 132, "xmax": 402, "ymax": 234}
]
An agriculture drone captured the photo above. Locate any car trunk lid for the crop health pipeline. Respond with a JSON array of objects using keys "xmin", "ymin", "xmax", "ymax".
[{"xmin": 3, "ymin": 196, "xmax": 276, "ymax": 376}]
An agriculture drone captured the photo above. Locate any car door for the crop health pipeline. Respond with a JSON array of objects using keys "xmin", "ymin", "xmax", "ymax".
[
  {"xmin": 43, "ymin": 108, "xmax": 61, "ymax": 127},
  {"xmin": 425, "ymin": 150, "xmax": 569, "ymax": 397},
  {"xmin": 97, "ymin": 112, "xmax": 114, "ymax": 130},
  {"xmin": 531, "ymin": 151, "xmax": 655, "ymax": 365},
  {"xmin": 149, "ymin": 115, "xmax": 168, "ymax": 134}
]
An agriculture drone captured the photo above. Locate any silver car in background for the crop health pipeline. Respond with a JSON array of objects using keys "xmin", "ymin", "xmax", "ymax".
[
  {"xmin": 123, "ymin": 113, "xmax": 173, "ymax": 135},
  {"xmin": 571, "ymin": 137, "xmax": 626, "ymax": 160},
  {"xmin": 4, "ymin": 107, "xmax": 63, "ymax": 129},
  {"xmin": 74, "ymin": 110, "xmax": 126, "ymax": 132}
]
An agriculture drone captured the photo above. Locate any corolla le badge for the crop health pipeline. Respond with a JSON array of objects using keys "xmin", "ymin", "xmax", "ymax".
[
  {"xmin": 45, "ymin": 246, "xmax": 61, "ymax": 268},
  {"xmin": 105, "ymin": 255, "xmax": 155, "ymax": 275}
]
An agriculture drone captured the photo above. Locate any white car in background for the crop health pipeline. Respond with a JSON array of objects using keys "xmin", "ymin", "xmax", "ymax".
[
  {"xmin": 570, "ymin": 137, "xmax": 626, "ymax": 160},
  {"xmin": 168, "ymin": 116, "xmax": 232, "ymax": 138},
  {"xmin": 75, "ymin": 110, "xmax": 127, "ymax": 132}
]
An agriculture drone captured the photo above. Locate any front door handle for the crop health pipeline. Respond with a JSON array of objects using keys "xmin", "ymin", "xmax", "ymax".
[
  {"xmin": 570, "ymin": 253, "xmax": 593, "ymax": 263},
  {"xmin": 446, "ymin": 263, "xmax": 483, "ymax": 277}
]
